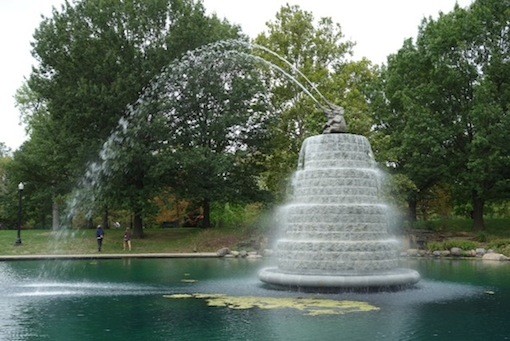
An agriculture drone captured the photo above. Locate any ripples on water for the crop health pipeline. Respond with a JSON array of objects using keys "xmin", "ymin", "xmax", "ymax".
[
  {"xmin": 0, "ymin": 259, "xmax": 508, "ymax": 340},
  {"xmin": 9, "ymin": 282, "xmax": 166, "ymax": 298}
]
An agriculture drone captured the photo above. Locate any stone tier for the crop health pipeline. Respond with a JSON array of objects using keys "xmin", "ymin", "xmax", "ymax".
[
  {"xmin": 282, "ymin": 230, "xmax": 390, "ymax": 241},
  {"xmin": 292, "ymin": 162, "xmax": 382, "ymax": 205},
  {"xmin": 282, "ymin": 204, "xmax": 389, "ymax": 226},
  {"xmin": 275, "ymin": 239, "xmax": 399, "ymax": 274},
  {"xmin": 299, "ymin": 134, "xmax": 375, "ymax": 170},
  {"xmin": 276, "ymin": 257, "xmax": 399, "ymax": 275}
]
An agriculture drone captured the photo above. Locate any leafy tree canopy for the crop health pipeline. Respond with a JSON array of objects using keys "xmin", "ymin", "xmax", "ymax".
[
  {"xmin": 16, "ymin": 0, "xmax": 243, "ymax": 234},
  {"xmin": 376, "ymin": 0, "xmax": 510, "ymax": 228},
  {"xmin": 253, "ymin": 4, "xmax": 378, "ymax": 198},
  {"xmin": 94, "ymin": 42, "xmax": 274, "ymax": 228}
]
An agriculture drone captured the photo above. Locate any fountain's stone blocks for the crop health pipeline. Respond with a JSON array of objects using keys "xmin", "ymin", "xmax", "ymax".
[{"xmin": 259, "ymin": 133, "xmax": 420, "ymax": 289}]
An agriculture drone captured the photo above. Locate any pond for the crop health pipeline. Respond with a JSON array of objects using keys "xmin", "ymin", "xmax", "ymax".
[{"xmin": 0, "ymin": 257, "xmax": 509, "ymax": 340}]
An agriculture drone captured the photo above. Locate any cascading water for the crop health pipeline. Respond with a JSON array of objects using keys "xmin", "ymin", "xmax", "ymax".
[
  {"xmin": 66, "ymin": 39, "xmax": 326, "ymax": 223},
  {"xmin": 259, "ymin": 109, "xmax": 420, "ymax": 289}
]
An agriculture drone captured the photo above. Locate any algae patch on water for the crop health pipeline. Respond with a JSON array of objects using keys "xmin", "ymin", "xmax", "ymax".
[{"xmin": 164, "ymin": 294, "xmax": 379, "ymax": 316}]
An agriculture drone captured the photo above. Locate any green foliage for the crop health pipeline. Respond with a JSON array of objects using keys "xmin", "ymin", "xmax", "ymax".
[
  {"xmin": 487, "ymin": 239, "xmax": 510, "ymax": 257},
  {"xmin": 498, "ymin": 245, "xmax": 510, "ymax": 257},
  {"xmin": 7, "ymin": 0, "xmax": 509, "ymax": 238},
  {"xmin": 210, "ymin": 203, "xmax": 264, "ymax": 229},
  {"xmin": 253, "ymin": 4, "xmax": 377, "ymax": 199},
  {"xmin": 0, "ymin": 143, "xmax": 11, "ymax": 158},
  {"xmin": 485, "ymin": 202, "xmax": 510, "ymax": 218},
  {"xmin": 443, "ymin": 240, "xmax": 478, "ymax": 251},
  {"xmin": 95, "ymin": 41, "xmax": 275, "ymax": 228},
  {"xmin": 427, "ymin": 240, "xmax": 478, "ymax": 252},
  {"xmin": 481, "ymin": 218, "xmax": 510, "ymax": 236},
  {"xmin": 476, "ymin": 232, "xmax": 488, "ymax": 243},
  {"xmin": 426, "ymin": 242, "xmax": 445, "ymax": 252},
  {"xmin": 410, "ymin": 220, "xmax": 438, "ymax": 231},
  {"xmin": 383, "ymin": 173, "xmax": 418, "ymax": 209},
  {"xmin": 487, "ymin": 239, "xmax": 510, "ymax": 249},
  {"xmin": 16, "ymin": 0, "xmax": 244, "ymax": 235},
  {"xmin": 0, "ymin": 153, "xmax": 14, "ymax": 227},
  {"xmin": 377, "ymin": 0, "xmax": 510, "ymax": 228}
]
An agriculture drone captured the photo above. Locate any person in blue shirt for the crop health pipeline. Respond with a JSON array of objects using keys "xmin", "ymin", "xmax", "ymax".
[{"xmin": 96, "ymin": 225, "xmax": 105, "ymax": 252}]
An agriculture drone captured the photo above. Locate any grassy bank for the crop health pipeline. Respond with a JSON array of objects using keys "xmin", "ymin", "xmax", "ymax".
[
  {"xmin": 409, "ymin": 217, "xmax": 510, "ymax": 236},
  {"xmin": 408, "ymin": 217, "xmax": 510, "ymax": 256},
  {"xmin": 0, "ymin": 226, "xmax": 262, "ymax": 256},
  {"xmin": 2, "ymin": 217, "xmax": 509, "ymax": 257}
]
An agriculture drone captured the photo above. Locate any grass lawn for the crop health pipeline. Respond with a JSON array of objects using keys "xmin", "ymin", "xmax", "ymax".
[
  {"xmin": 407, "ymin": 217, "xmax": 510, "ymax": 256},
  {"xmin": 2, "ymin": 218, "xmax": 509, "ymax": 257},
  {"xmin": 0, "ymin": 226, "xmax": 259, "ymax": 256},
  {"xmin": 410, "ymin": 217, "xmax": 510, "ymax": 237}
]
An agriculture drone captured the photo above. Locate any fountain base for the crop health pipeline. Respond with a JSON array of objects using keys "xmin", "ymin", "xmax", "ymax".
[{"xmin": 258, "ymin": 267, "xmax": 420, "ymax": 289}]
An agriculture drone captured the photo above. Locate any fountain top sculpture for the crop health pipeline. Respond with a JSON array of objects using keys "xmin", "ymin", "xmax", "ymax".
[{"xmin": 322, "ymin": 104, "xmax": 348, "ymax": 134}]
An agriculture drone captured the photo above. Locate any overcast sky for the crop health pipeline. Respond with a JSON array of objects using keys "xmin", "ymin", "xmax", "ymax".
[{"xmin": 0, "ymin": 0, "xmax": 474, "ymax": 151}]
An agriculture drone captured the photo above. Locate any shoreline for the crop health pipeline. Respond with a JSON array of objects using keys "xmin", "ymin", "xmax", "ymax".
[
  {"xmin": 0, "ymin": 252, "xmax": 219, "ymax": 261},
  {"xmin": 2, "ymin": 249, "xmax": 509, "ymax": 262}
]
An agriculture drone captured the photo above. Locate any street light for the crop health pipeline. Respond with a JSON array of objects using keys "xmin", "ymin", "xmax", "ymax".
[{"xmin": 15, "ymin": 182, "xmax": 24, "ymax": 246}]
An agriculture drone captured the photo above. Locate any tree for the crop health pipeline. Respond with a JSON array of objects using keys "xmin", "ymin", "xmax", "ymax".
[
  {"xmin": 12, "ymin": 83, "xmax": 68, "ymax": 229},
  {"xmin": 95, "ymin": 42, "xmax": 274, "ymax": 228},
  {"xmin": 377, "ymin": 0, "xmax": 510, "ymax": 229},
  {"xmin": 457, "ymin": 0, "xmax": 510, "ymax": 228},
  {"xmin": 22, "ymin": 0, "xmax": 243, "ymax": 236},
  {"xmin": 373, "ymin": 39, "xmax": 451, "ymax": 221},
  {"xmin": 253, "ymin": 5, "xmax": 377, "ymax": 199},
  {"xmin": 8, "ymin": 117, "xmax": 73, "ymax": 229},
  {"xmin": 0, "ymin": 143, "xmax": 13, "ymax": 228}
]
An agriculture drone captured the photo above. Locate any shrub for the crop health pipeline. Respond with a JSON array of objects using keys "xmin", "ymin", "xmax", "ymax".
[
  {"xmin": 211, "ymin": 203, "xmax": 263, "ymax": 229},
  {"xmin": 476, "ymin": 232, "xmax": 488, "ymax": 243},
  {"xmin": 427, "ymin": 240, "xmax": 478, "ymax": 251},
  {"xmin": 426, "ymin": 242, "xmax": 445, "ymax": 252},
  {"xmin": 442, "ymin": 240, "xmax": 478, "ymax": 251},
  {"xmin": 498, "ymin": 245, "xmax": 510, "ymax": 257},
  {"xmin": 488, "ymin": 239, "xmax": 510, "ymax": 254},
  {"xmin": 488, "ymin": 239, "xmax": 510, "ymax": 249}
]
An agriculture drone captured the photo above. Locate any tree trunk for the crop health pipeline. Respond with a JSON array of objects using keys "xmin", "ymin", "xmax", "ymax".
[
  {"xmin": 133, "ymin": 211, "xmax": 144, "ymax": 238},
  {"xmin": 131, "ymin": 171, "xmax": 145, "ymax": 237},
  {"xmin": 407, "ymin": 198, "xmax": 418, "ymax": 223},
  {"xmin": 472, "ymin": 191, "xmax": 485, "ymax": 231},
  {"xmin": 52, "ymin": 201, "xmax": 59, "ymax": 230},
  {"xmin": 202, "ymin": 198, "xmax": 211, "ymax": 228},
  {"xmin": 102, "ymin": 206, "xmax": 109, "ymax": 229}
]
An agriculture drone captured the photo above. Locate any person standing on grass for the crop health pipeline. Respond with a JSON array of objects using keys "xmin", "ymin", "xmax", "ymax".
[
  {"xmin": 123, "ymin": 228, "xmax": 132, "ymax": 251},
  {"xmin": 96, "ymin": 225, "xmax": 105, "ymax": 252}
]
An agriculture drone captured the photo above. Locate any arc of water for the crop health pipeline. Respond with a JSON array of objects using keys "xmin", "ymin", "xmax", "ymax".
[
  {"xmin": 182, "ymin": 39, "xmax": 339, "ymax": 114},
  {"xmin": 250, "ymin": 43, "xmax": 337, "ymax": 112},
  {"xmin": 68, "ymin": 38, "xmax": 338, "ymax": 227},
  {"xmin": 227, "ymin": 50, "xmax": 323, "ymax": 108}
]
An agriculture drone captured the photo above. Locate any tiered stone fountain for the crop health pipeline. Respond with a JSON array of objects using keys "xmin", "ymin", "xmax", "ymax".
[{"xmin": 259, "ymin": 107, "xmax": 420, "ymax": 289}]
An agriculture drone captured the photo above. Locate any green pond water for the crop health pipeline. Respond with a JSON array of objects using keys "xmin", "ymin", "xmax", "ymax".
[{"xmin": 0, "ymin": 258, "xmax": 509, "ymax": 340}]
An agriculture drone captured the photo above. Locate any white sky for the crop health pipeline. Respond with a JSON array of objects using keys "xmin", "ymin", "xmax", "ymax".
[{"xmin": 0, "ymin": 0, "xmax": 474, "ymax": 151}]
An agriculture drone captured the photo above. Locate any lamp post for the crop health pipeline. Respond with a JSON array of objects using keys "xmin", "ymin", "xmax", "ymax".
[{"xmin": 15, "ymin": 182, "xmax": 24, "ymax": 246}]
